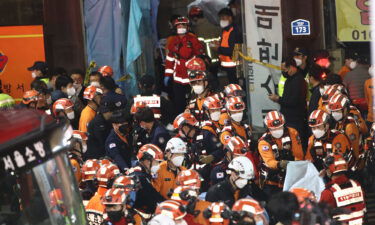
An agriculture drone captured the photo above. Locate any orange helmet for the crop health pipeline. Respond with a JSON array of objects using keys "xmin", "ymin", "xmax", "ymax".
[
  {"xmin": 290, "ymin": 188, "xmax": 316, "ymax": 204},
  {"xmin": 173, "ymin": 17, "xmax": 189, "ymax": 27},
  {"xmin": 22, "ymin": 90, "xmax": 39, "ymax": 105},
  {"xmin": 99, "ymin": 158, "xmax": 113, "ymax": 166},
  {"xmin": 137, "ymin": 144, "xmax": 164, "ymax": 161},
  {"xmin": 173, "ymin": 112, "xmax": 198, "ymax": 129},
  {"xmin": 186, "ymin": 57, "xmax": 207, "ymax": 82},
  {"xmin": 130, "ymin": 101, "xmax": 147, "ymax": 115},
  {"xmin": 203, "ymin": 202, "xmax": 231, "ymax": 224},
  {"xmin": 224, "ymin": 84, "xmax": 245, "ymax": 98},
  {"xmin": 324, "ymin": 153, "xmax": 348, "ymax": 175},
  {"xmin": 232, "ymin": 198, "xmax": 264, "ymax": 215},
  {"xmin": 72, "ymin": 130, "xmax": 88, "ymax": 141},
  {"xmin": 188, "ymin": 6, "xmax": 203, "ymax": 18},
  {"xmin": 96, "ymin": 164, "xmax": 120, "ymax": 187},
  {"xmin": 176, "ymin": 169, "xmax": 202, "ymax": 189},
  {"xmin": 264, "ymin": 111, "xmax": 285, "ymax": 129},
  {"xmin": 308, "ymin": 109, "xmax": 329, "ymax": 127},
  {"xmin": 322, "ymin": 85, "xmax": 341, "ymax": 103},
  {"xmin": 83, "ymin": 85, "xmax": 103, "ymax": 100},
  {"xmin": 203, "ymin": 96, "xmax": 223, "ymax": 111},
  {"xmin": 52, "ymin": 98, "xmax": 74, "ymax": 117},
  {"xmin": 171, "ymin": 186, "xmax": 198, "ymax": 205},
  {"xmin": 155, "ymin": 200, "xmax": 187, "ymax": 220},
  {"xmin": 327, "ymin": 93, "xmax": 349, "ymax": 112},
  {"xmin": 98, "ymin": 65, "xmax": 114, "ymax": 77},
  {"xmin": 226, "ymin": 97, "xmax": 245, "ymax": 112},
  {"xmin": 225, "ymin": 136, "xmax": 247, "ymax": 156},
  {"xmin": 113, "ymin": 175, "xmax": 140, "ymax": 193},
  {"xmin": 102, "ymin": 188, "xmax": 127, "ymax": 205},
  {"xmin": 81, "ymin": 159, "xmax": 100, "ymax": 181}
]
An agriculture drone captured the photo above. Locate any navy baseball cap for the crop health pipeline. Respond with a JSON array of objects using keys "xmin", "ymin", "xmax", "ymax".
[
  {"xmin": 293, "ymin": 47, "xmax": 308, "ymax": 56},
  {"xmin": 99, "ymin": 95, "xmax": 126, "ymax": 113},
  {"xmin": 28, "ymin": 61, "xmax": 48, "ymax": 71}
]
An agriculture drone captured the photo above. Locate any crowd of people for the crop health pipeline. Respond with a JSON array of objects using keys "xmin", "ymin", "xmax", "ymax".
[{"xmin": 1, "ymin": 2, "xmax": 375, "ymax": 225}]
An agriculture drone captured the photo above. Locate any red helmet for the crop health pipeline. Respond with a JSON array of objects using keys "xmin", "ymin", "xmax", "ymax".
[
  {"xmin": 102, "ymin": 188, "xmax": 127, "ymax": 205},
  {"xmin": 96, "ymin": 164, "xmax": 120, "ymax": 187},
  {"xmin": 173, "ymin": 17, "xmax": 189, "ymax": 27},
  {"xmin": 232, "ymin": 198, "xmax": 264, "ymax": 215},
  {"xmin": 171, "ymin": 186, "xmax": 198, "ymax": 205},
  {"xmin": 113, "ymin": 175, "xmax": 139, "ymax": 194},
  {"xmin": 22, "ymin": 90, "xmax": 39, "ymax": 105},
  {"xmin": 225, "ymin": 136, "xmax": 247, "ymax": 156},
  {"xmin": 203, "ymin": 202, "xmax": 231, "ymax": 224},
  {"xmin": 176, "ymin": 169, "xmax": 202, "ymax": 189},
  {"xmin": 83, "ymin": 85, "xmax": 103, "ymax": 100},
  {"xmin": 328, "ymin": 93, "xmax": 349, "ymax": 112},
  {"xmin": 137, "ymin": 144, "xmax": 164, "ymax": 161},
  {"xmin": 264, "ymin": 111, "xmax": 285, "ymax": 129},
  {"xmin": 155, "ymin": 200, "xmax": 187, "ymax": 220},
  {"xmin": 203, "ymin": 96, "xmax": 223, "ymax": 111},
  {"xmin": 224, "ymin": 84, "xmax": 245, "ymax": 98},
  {"xmin": 81, "ymin": 159, "xmax": 100, "ymax": 181},
  {"xmin": 226, "ymin": 97, "xmax": 245, "ymax": 112},
  {"xmin": 324, "ymin": 153, "xmax": 348, "ymax": 175},
  {"xmin": 290, "ymin": 188, "xmax": 316, "ymax": 204},
  {"xmin": 99, "ymin": 158, "xmax": 114, "ymax": 166},
  {"xmin": 308, "ymin": 109, "xmax": 329, "ymax": 127},
  {"xmin": 322, "ymin": 85, "xmax": 341, "ymax": 103},
  {"xmin": 188, "ymin": 6, "xmax": 203, "ymax": 18},
  {"xmin": 72, "ymin": 130, "xmax": 88, "ymax": 141},
  {"xmin": 186, "ymin": 58, "xmax": 207, "ymax": 82},
  {"xmin": 52, "ymin": 98, "xmax": 74, "ymax": 117},
  {"xmin": 130, "ymin": 101, "xmax": 148, "ymax": 115},
  {"xmin": 173, "ymin": 112, "xmax": 198, "ymax": 129},
  {"xmin": 98, "ymin": 65, "xmax": 114, "ymax": 77}
]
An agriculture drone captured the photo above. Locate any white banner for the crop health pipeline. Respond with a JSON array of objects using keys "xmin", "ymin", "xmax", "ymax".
[{"xmin": 243, "ymin": 0, "xmax": 282, "ymax": 127}]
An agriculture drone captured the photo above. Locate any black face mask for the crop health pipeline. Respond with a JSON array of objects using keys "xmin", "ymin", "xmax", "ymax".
[{"xmin": 107, "ymin": 210, "xmax": 124, "ymax": 222}]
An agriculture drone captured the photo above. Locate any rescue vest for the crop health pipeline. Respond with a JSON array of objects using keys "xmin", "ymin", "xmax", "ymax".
[
  {"xmin": 330, "ymin": 180, "xmax": 366, "ymax": 224},
  {"xmin": 222, "ymin": 121, "xmax": 252, "ymax": 145},
  {"xmin": 202, "ymin": 120, "xmax": 222, "ymax": 136},
  {"xmin": 219, "ymin": 27, "xmax": 237, "ymax": 68},
  {"xmin": 278, "ymin": 75, "xmax": 287, "ymax": 97},
  {"xmin": 311, "ymin": 130, "xmax": 341, "ymax": 161},
  {"xmin": 134, "ymin": 95, "xmax": 162, "ymax": 119}
]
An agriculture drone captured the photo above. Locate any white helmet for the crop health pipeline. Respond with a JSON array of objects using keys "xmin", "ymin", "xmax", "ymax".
[
  {"xmin": 165, "ymin": 137, "xmax": 187, "ymax": 154},
  {"xmin": 228, "ymin": 156, "xmax": 254, "ymax": 180}
]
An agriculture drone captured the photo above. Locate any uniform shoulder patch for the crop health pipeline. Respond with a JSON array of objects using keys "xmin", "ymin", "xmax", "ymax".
[
  {"xmin": 216, "ymin": 172, "xmax": 224, "ymax": 179},
  {"xmin": 262, "ymin": 145, "xmax": 269, "ymax": 151},
  {"xmin": 349, "ymin": 133, "xmax": 356, "ymax": 141},
  {"xmin": 109, "ymin": 143, "xmax": 116, "ymax": 149}
]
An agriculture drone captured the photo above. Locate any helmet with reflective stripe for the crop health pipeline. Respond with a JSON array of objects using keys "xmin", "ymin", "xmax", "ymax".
[
  {"xmin": 232, "ymin": 198, "xmax": 264, "ymax": 215},
  {"xmin": 173, "ymin": 112, "xmax": 198, "ymax": 129},
  {"xmin": 322, "ymin": 85, "xmax": 341, "ymax": 103},
  {"xmin": 171, "ymin": 186, "xmax": 198, "ymax": 206},
  {"xmin": 308, "ymin": 109, "xmax": 329, "ymax": 127},
  {"xmin": 328, "ymin": 93, "xmax": 349, "ymax": 112},
  {"xmin": 176, "ymin": 169, "xmax": 202, "ymax": 189},
  {"xmin": 228, "ymin": 156, "xmax": 254, "ymax": 180},
  {"xmin": 83, "ymin": 85, "xmax": 103, "ymax": 100},
  {"xmin": 72, "ymin": 130, "xmax": 88, "ymax": 141},
  {"xmin": 225, "ymin": 136, "xmax": 247, "ymax": 156},
  {"xmin": 102, "ymin": 188, "xmax": 127, "ymax": 205},
  {"xmin": 264, "ymin": 110, "xmax": 285, "ymax": 129},
  {"xmin": 324, "ymin": 153, "xmax": 348, "ymax": 175},
  {"xmin": 186, "ymin": 57, "xmax": 207, "ymax": 82},
  {"xmin": 52, "ymin": 98, "xmax": 74, "ymax": 117},
  {"xmin": 226, "ymin": 97, "xmax": 245, "ymax": 112},
  {"xmin": 22, "ymin": 90, "xmax": 39, "ymax": 104},
  {"xmin": 203, "ymin": 96, "xmax": 222, "ymax": 110},
  {"xmin": 96, "ymin": 164, "xmax": 120, "ymax": 187},
  {"xmin": 113, "ymin": 175, "xmax": 140, "ymax": 194},
  {"xmin": 166, "ymin": 137, "xmax": 187, "ymax": 154},
  {"xmin": 203, "ymin": 202, "xmax": 231, "ymax": 224},
  {"xmin": 173, "ymin": 16, "xmax": 189, "ymax": 27},
  {"xmin": 98, "ymin": 65, "xmax": 113, "ymax": 77},
  {"xmin": 155, "ymin": 200, "xmax": 187, "ymax": 220},
  {"xmin": 137, "ymin": 144, "xmax": 164, "ymax": 161},
  {"xmin": 81, "ymin": 159, "xmax": 100, "ymax": 181},
  {"xmin": 224, "ymin": 84, "xmax": 245, "ymax": 98}
]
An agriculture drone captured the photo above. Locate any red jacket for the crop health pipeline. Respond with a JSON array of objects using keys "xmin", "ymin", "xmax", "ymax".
[{"xmin": 165, "ymin": 33, "xmax": 204, "ymax": 85}]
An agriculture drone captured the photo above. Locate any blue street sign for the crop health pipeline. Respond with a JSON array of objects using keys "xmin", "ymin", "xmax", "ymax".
[{"xmin": 291, "ymin": 19, "xmax": 311, "ymax": 36}]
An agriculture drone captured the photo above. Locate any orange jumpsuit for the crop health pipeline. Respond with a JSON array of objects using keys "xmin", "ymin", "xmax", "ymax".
[
  {"xmin": 349, "ymin": 105, "xmax": 368, "ymax": 135},
  {"xmin": 258, "ymin": 127, "xmax": 304, "ymax": 187},
  {"xmin": 193, "ymin": 200, "xmax": 212, "ymax": 225},
  {"xmin": 364, "ymin": 78, "xmax": 375, "ymax": 123},
  {"xmin": 335, "ymin": 117, "xmax": 361, "ymax": 159},
  {"xmin": 79, "ymin": 105, "xmax": 96, "ymax": 132},
  {"xmin": 187, "ymin": 92, "xmax": 214, "ymax": 123},
  {"xmin": 69, "ymin": 157, "xmax": 82, "ymax": 184},
  {"xmin": 152, "ymin": 161, "xmax": 186, "ymax": 199},
  {"xmin": 86, "ymin": 187, "xmax": 108, "ymax": 225},
  {"xmin": 220, "ymin": 121, "xmax": 252, "ymax": 145},
  {"xmin": 202, "ymin": 120, "xmax": 222, "ymax": 137}
]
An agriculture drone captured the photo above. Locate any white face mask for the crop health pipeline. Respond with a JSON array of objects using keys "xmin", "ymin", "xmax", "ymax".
[
  {"xmin": 171, "ymin": 155, "xmax": 184, "ymax": 167},
  {"xmin": 369, "ymin": 66, "xmax": 375, "ymax": 76},
  {"xmin": 235, "ymin": 178, "xmax": 248, "ymax": 189},
  {"xmin": 349, "ymin": 61, "xmax": 357, "ymax": 69},
  {"xmin": 151, "ymin": 164, "xmax": 160, "ymax": 175},
  {"xmin": 67, "ymin": 111, "xmax": 75, "ymax": 120},
  {"xmin": 82, "ymin": 143, "xmax": 88, "ymax": 153},
  {"xmin": 270, "ymin": 127, "xmax": 284, "ymax": 139},
  {"xmin": 210, "ymin": 111, "xmax": 221, "ymax": 121},
  {"xmin": 220, "ymin": 20, "xmax": 230, "ymax": 28},
  {"xmin": 294, "ymin": 58, "xmax": 302, "ymax": 67},
  {"xmin": 32, "ymin": 72, "xmax": 37, "ymax": 79},
  {"xmin": 231, "ymin": 112, "xmax": 243, "ymax": 122},
  {"xmin": 312, "ymin": 128, "xmax": 325, "ymax": 139},
  {"xmin": 67, "ymin": 87, "xmax": 76, "ymax": 97},
  {"xmin": 332, "ymin": 111, "xmax": 343, "ymax": 121},
  {"xmin": 192, "ymin": 85, "xmax": 205, "ymax": 95},
  {"xmin": 90, "ymin": 81, "xmax": 100, "ymax": 87},
  {"xmin": 177, "ymin": 28, "xmax": 187, "ymax": 35}
]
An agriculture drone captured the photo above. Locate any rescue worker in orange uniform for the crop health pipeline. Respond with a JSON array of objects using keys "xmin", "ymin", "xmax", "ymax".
[
  {"xmin": 152, "ymin": 137, "xmax": 187, "ymax": 199},
  {"xmin": 203, "ymin": 202, "xmax": 232, "ymax": 225},
  {"xmin": 328, "ymin": 93, "xmax": 361, "ymax": 160},
  {"xmin": 69, "ymin": 130, "xmax": 88, "ymax": 183},
  {"xmin": 80, "ymin": 159, "xmax": 100, "ymax": 206},
  {"xmin": 305, "ymin": 110, "xmax": 352, "ymax": 171},
  {"xmin": 320, "ymin": 153, "xmax": 366, "ymax": 224},
  {"xmin": 86, "ymin": 163, "xmax": 120, "ymax": 225},
  {"xmin": 201, "ymin": 96, "xmax": 224, "ymax": 136},
  {"xmin": 79, "ymin": 85, "xmax": 103, "ymax": 132},
  {"xmin": 153, "ymin": 200, "xmax": 188, "ymax": 224},
  {"xmin": 218, "ymin": 83, "xmax": 245, "ymax": 126},
  {"xmin": 318, "ymin": 84, "xmax": 344, "ymax": 113},
  {"xmin": 175, "ymin": 169, "xmax": 211, "ymax": 225},
  {"xmin": 217, "ymin": 8, "xmax": 242, "ymax": 84},
  {"xmin": 52, "ymin": 98, "xmax": 76, "ymax": 127},
  {"xmin": 164, "ymin": 16, "xmax": 205, "ymax": 114},
  {"xmin": 258, "ymin": 111, "xmax": 304, "ymax": 196},
  {"xmin": 185, "ymin": 57, "xmax": 214, "ymax": 123},
  {"xmin": 232, "ymin": 198, "xmax": 268, "ymax": 225}
]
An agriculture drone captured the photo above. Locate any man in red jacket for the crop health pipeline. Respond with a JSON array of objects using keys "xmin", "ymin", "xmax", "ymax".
[{"xmin": 164, "ymin": 16, "xmax": 205, "ymax": 114}]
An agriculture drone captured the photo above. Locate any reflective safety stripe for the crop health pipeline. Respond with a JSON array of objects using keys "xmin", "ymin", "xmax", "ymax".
[
  {"xmin": 166, "ymin": 56, "xmax": 175, "ymax": 62},
  {"xmin": 332, "ymin": 181, "xmax": 364, "ymax": 207},
  {"xmin": 334, "ymin": 210, "xmax": 364, "ymax": 222},
  {"xmin": 165, "ymin": 69, "xmax": 174, "ymax": 74},
  {"xmin": 221, "ymin": 61, "xmax": 238, "ymax": 67},
  {"xmin": 173, "ymin": 76, "xmax": 190, "ymax": 84}
]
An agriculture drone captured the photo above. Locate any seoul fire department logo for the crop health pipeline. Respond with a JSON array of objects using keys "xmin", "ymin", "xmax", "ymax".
[{"xmin": 0, "ymin": 52, "xmax": 8, "ymax": 74}]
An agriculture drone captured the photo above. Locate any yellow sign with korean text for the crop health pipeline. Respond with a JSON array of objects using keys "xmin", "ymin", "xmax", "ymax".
[{"xmin": 336, "ymin": 0, "xmax": 370, "ymax": 42}]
